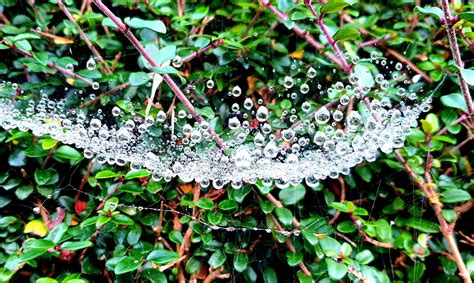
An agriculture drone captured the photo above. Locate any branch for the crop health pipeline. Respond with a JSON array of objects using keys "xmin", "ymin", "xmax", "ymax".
[
  {"xmin": 96, "ymin": 178, "xmax": 124, "ymax": 210},
  {"xmin": 3, "ymin": 41, "xmax": 94, "ymax": 86},
  {"xmin": 260, "ymin": 0, "xmax": 343, "ymax": 69},
  {"xmin": 57, "ymin": 0, "xmax": 112, "ymax": 74},
  {"xmin": 181, "ymin": 39, "xmax": 224, "ymax": 63},
  {"xmin": 439, "ymin": 0, "xmax": 473, "ymax": 114},
  {"xmin": 304, "ymin": 2, "xmax": 351, "ymax": 73},
  {"xmin": 395, "ymin": 150, "xmax": 472, "ymax": 283},
  {"xmin": 80, "ymin": 82, "xmax": 130, "ymax": 108},
  {"xmin": 255, "ymin": 193, "xmax": 311, "ymax": 276},
  {"xmin": 328, "ymin": 176, "xmax": 346, "ymax": 225},
  {"xmin": 385, "ymin": 48, "xmax": 433, "ymax": 83},
  {"xmin": 91, "ymin": 0, "xmax": 226, "ymax": 149}
]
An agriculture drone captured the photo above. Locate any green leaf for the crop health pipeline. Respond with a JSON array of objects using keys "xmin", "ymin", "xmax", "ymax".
[
  {"xmin": 46, "ymin": 223, "xmax": 68, "ymax": 243},
  {"xmin": 441, "ymin": 189, "xmax": 471, "ymax": 203},
  {"xmin": 279, "ymin": 185, "xmax": 305, "ymax": 205},
  {"xmin": 114, "ymin": 256, "xmax": 142, "ymax": 275},
  {"xmin": 55, "ymin": 145, "xmax": 82, "ymax": 161},
  {"xmin": 19, "ymin": 248, "xmax": 47, "ymax": 262},
  {"xmin": 153, "ymin": 66, "xmax": 180, "ymax": 76},
  {"xmin": 197, "ymin": 198, "xmax": 214, "ymax": 210},
  {"xmin": 218, "ymin": 199, "xmax": 238, "ymax": 211},
  {"xmin": 207, "ymin": 212, "xmax": 223, "ymax": 225},
  {"xmin": 355, "ymin": 250, "xmax": 375, "ymax": 264},
  {"xmin": 112, "ymin": 214, "xmax": 134, "ymax": 225},
  {"xmin": 195, "ymin": 107, "xmax": 215, "ymax": 119},
  {"xmin": 402, "ymin": 218, "xmax": 440, "ymax": 233},
  {"xmin": 155, "ymin": 45, "xmax": 177, "ymax": 65},
  {"xmin": 414, "ymin": 6, "xmax": 444, "ymax": 20},
  {"xmin": 125, "ymin": 169, "xmax": 150, "ymax": 180},
  {"xmin": 461, "ymin": 68, "xmax": 474, "ymax": 86},
  {"xmin": 286, "ymin": 251, "xmax": 303, "ymax": 267},
  {"xmin": 95, "ymin": 170, "xmax": 120, "ymax": 179},
  {"xmin": 320, "ymin": 0, "xmax": 351, "ymax": 14},
  {"xmin": 41, "ymin": 138, "xmax": 58, "ymax": 150},
  {"xmin": 325, "ymin": 258, "xmax": 348, "ymax": 280},
  {"xmin": 61, "ymin": 241, "xmax": 93, "ymax": 251},
  {"xmin": 15, "ymin": 185, "xmax": 34, "ymax": 200},
  {"xmin": 37, "ymin": 278, "xmax": 58, "ymax": 283},
  {"xmin": 208, "ymin": 250, "xmax": 226, "ymax": 268},
  {"xmin": 333, "ymin": 27, "xmax": 360, "ymax": 42},
  {"xmin": 125, "ymin": 17, "xmax": 166, "ymax": 33},
  {"xmin": 102, "ymin": 18, "xmax": 117, "ymax": 28},
  {"xmin": 440, "ymin": 93, "xmax": 467, "ymax": 112},
  {"xmin": 35, "ymin": 168, "xmax": 52, "ymax": 186},
  {"xmin": 140, "ymin": 269, "xmax": 167, "ymax": 283},
  {"xmin": 421, "ymin": 113, "xmax": 440, "ymax": 134},
  {"xmin": 8, "ymin": 150, "xmax": 26, "ymax": 167},
  {"xmin": 129, "ymin": 72, "xmax": 151, "ymax": 86},
  {"xmin": 330, "ymin": 202, "xmax": 349, "ymax": 212},
  {"xmin": 262, "ymin": 267, "xmax": 277, "ymax": 283},
  {"xmin": 233, "ymin": 252, "xmax": 249, "ymax": 273},
  {"xmin": 147, "ymin": 249, "xmax": 180, "ymax": 265},
  {"xmin": 275, "ymin": 207, "xmax": 293, "ymax": 226},
  {"xmin": 28, "ymin": 239, "xmax": 56, "ymax": 249},
  {"xmin": 458, "ymin": 12, "xmax": 474, "ymax": 23}
]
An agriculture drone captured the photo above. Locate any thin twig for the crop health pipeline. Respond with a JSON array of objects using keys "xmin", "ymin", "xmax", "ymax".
[
  {"xmin": 57, "ymin": 0, "xmax": 112, "ymax": 74},
  {"xmin": 385, "ymin": 48, "xmax": 433, "ymax": 83},
  {"xmin": 92, "ymin": 0, "xmax": 226, "ymax": 149},
  {"xmin": 439, "ymin": 0, "xmax": 473, "ymax": 114},
  {"xmin": 3, "ymin": 41, "xmax": 94, "ymax": 86},
  {"xmin": 80, "ymin": 82, "xmax": 131, "ymax": 108},
  {"xmin": 181, "ymin": 39, "xmax": 224, "ymax": 63},
  {"xmin": 328, "ymin": 176, "xmax": 346, "ymax": 225},
  {"xmin": 395, "ymin": 150, "xmax": 471, "ymax": 283},
  {"xmin": 261, "ymin": 0, "xmax": 343, "ymax": 68},
  {"xmin": 305, "ymin": 2, "xmax": 351, "ymax": 72}
]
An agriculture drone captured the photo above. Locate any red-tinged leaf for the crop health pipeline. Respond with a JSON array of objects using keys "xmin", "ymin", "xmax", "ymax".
[
  {"xmin": 75, "ymin": 200, "xmax": 87, "ymax": 215},
  {"xmin": 48, "ymin": 208, "xmax": 65, "ymax": 229}
]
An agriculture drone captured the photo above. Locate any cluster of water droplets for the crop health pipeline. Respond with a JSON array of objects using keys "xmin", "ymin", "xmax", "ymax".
[{"xmin": 0, "ymin": 53, "xmax": 431, "ymax": 188}]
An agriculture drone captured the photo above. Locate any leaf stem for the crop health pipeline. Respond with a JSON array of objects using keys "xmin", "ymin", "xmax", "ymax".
[
  {"xmin": 395, "ymin": 150, "xmax": 472, "ymax": 283},
  {"xmin": 3, "ymin": 41, "xmax": 94, "ymax": 86},
  {"xmin": 91, "ymin": 0, "xmax": 226, "ymax": 149},
  {"xmin": 261, "ymin": 0, "xmax": 343, "ymax": 69},
  {"xmin": 57, "ymin": 0, "xmax": 112, "ymax": 74},
  {"xmin": 439, "ymin": 0, "xmax": 473, "ymax": 114}
]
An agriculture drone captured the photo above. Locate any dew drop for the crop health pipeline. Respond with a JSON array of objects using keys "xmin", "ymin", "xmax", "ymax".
[{"xmin": 86, "ymin": 58, "xmax": 96, "ymax": 70}]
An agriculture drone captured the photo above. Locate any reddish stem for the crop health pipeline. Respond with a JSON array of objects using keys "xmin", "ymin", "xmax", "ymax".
[
  {"xmin": 261, "ymin": 0, "xmax": 343, "ymax": 68},
  {"xmin": 91, "ymin": 0, "xmax": 226, "ymax": 149},
  {"xmin": 57, "ymin": 0, "xmax": 112, "ymax": 74},
  {"xmin": 4, "ymin": 41, "xmax": 93, "ymax": 86},
  {"xmin": 439, "ymin": 0, "xmax": 473, "ymax": 114},
  {"xmin": 181, "ymin": 39, "xmax": 224, "ymax": 63}
]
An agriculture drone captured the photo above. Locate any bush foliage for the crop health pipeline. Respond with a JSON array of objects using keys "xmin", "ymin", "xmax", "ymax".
[{"xmin": 0, "ymin": 0, "xmax": 473, "ymax": 282}]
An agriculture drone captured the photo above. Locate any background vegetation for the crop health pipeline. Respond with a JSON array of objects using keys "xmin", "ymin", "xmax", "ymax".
[{"xmin": 0, "ymin": 0, "xmax": 473, "ymax": 282}]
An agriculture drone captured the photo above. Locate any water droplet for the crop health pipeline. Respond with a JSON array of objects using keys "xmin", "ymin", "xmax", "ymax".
[
  {"xmin": 206, "ymin": 79, "xmax": 214, "ymax": 89},
  {"xmin": 228, "ymin": 117, "xmax": 241, "ymax": 130},
  {"xmin": 92, "ymin": 82, "xmax": 100, "ymax": 90},
  {"xmin": 307, "ymin": 67, "xmax": 317, "ymax": 78},
  {"xmin": 256, "ymin": 106, "xmax": 269, "ymax": 122},
  {"xmin": 66, "ymin": 63, "xmax": 74, "ymax": 71},
  {"xmin": 315, "ymin": 107, "xmax": 330, "ymax": 124},
  {"xmin": 172, "ymin": 55, "xmax": 182, "ymax": 68},
  {"xmin": 283, "ymin": 76, "xmax": 294, "ymax": 89},
  {"xmin": 232, "ymin": 85, "xmax": 242, "ymax": 97},
  {"xmin": 112, "ymin": 106, "xmax": 121, "ymax": 116},
  {"xmin": 300, "ymin": 83, "xmax": 309, "ymax": 94},
  {"xmin": 86, "ymin": 58, "xmax": 96, "ymax": 70}
]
